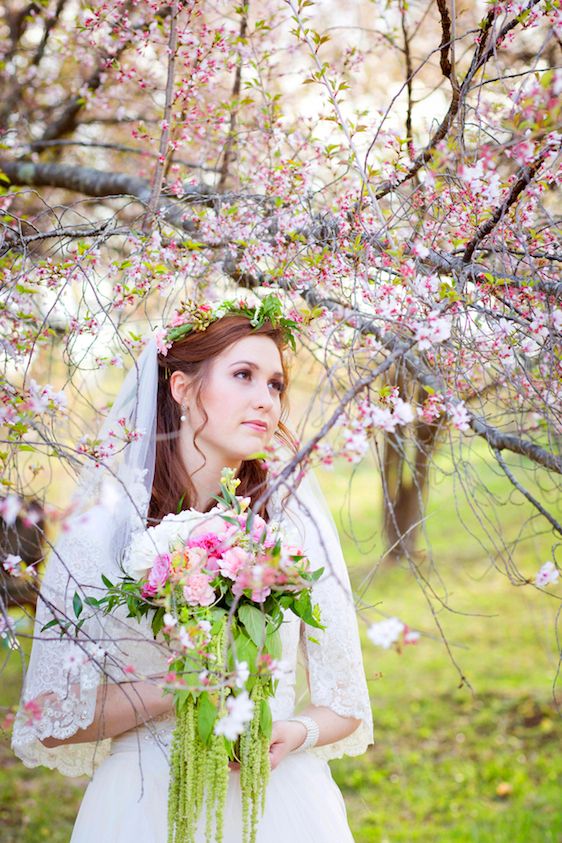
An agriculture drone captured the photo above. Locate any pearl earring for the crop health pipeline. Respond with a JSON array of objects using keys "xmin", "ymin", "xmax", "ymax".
[{"xmin": 180, "ymin": 402, "xmax": 187, "ymax": 422}]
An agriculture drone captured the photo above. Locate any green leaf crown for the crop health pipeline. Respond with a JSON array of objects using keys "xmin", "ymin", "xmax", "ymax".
[{"xmin": 164, "ymin": 293, "xmax": 300, "ymax": 351}]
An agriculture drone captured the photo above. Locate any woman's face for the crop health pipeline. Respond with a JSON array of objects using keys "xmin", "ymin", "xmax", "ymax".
[{"xmin": 183, "ymin": 334, "xmax": 285, "ymax": 466}]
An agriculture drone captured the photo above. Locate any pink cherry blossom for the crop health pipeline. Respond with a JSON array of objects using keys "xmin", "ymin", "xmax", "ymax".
[{"xmin": 535, "ymin": 561, "xmax": 559, "ymax": 588}]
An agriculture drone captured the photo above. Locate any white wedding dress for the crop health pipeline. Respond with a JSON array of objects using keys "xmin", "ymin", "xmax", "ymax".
[{"xmin": 12, "ymin": 486, "xmax": 374, "ymax": 843}]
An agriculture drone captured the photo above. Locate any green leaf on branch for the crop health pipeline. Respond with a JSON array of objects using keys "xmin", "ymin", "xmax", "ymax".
[
  {"xmin": 233, "ymin": 632, "xmax": 258, "ymax": 673},
  {"xmin": 265, "ymin": 627, "xmax": 282, "ymax": 660},
  {"xmin": 84, "ymin": 596, "xmax": 100, "ymax": 607},
  {"xmin": 197, "ymin": 692, "xmax": 218, "ymax": 744},
  {"xmin": 238, "ymin": 603, "xmax": 266, "ymax": 646},
  {"xmin": 40, "ymin": 618, "xmax": 61, "ymax": 632},
  {"xmin": 72, "ymin": 592, "xmax": 83, "ymax": 619}
]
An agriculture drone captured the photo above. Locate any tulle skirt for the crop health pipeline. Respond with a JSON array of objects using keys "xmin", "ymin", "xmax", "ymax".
[{"xmin": 70, "ymin": 721, "xmax": 355, "ymax": 843}]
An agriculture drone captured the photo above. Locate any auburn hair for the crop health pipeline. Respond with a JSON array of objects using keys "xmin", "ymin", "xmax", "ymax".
[{"xmin": 147, "ymin": 315, "xmax": 296, "ymax": 524}]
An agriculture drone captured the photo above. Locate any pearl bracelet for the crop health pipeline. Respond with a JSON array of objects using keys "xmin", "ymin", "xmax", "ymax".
[{"xmin": 287, "ymin": 715, "xmax": 320, "ymax": 752}]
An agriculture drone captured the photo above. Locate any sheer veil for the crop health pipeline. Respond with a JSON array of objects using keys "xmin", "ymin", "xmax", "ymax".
[
  {"xmin": 11, "ymin": 339, "xmax": 160, "ymax": 776},
  {"xmin": 11, "ymin": 336, "xmax": 373, "ymax": 776},
  {"xmin": 274, "ymin": 471, "xmax": 374, "ymax": 761}
]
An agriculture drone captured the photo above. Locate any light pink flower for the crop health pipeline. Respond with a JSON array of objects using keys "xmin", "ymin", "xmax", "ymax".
[
  {"xmin": 141, "ymin": 553, "xmax": 171, "ymax": 597},
  {"xmin": 535, "ymin": 561, "xmax": 559, "ymax": 588},
  {"xmin": 232, "ymin": 562, "xmax": 276, "ymax": 603},
  {"xmin": 449, "ymin": 402, "xmax": 471, "ymax": 432},
  {"xmin": 23, "ymin": 699, "xmax": 43, "ymax": 725},
  {"xmin": 154, "ymin": 329, "xmax": 172, "ymax": 357},
  {"xmin": 219, "ymin": 547, "xmax": 251, "ymax": 579},
  {"xmin": 183, "ymin": 573, "xmax": 216, "ymax": 606},
  {"xmin": 185, "ymin": 546, "xmax": 207, "ymax": 571}
]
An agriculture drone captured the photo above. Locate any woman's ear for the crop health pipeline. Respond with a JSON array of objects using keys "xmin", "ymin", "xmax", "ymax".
[{"xmin": 169, "ymin": 370, "xmax": 191, "ymax": 406}]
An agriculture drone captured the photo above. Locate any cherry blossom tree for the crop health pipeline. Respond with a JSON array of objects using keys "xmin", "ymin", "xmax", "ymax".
[{"xmin": 0, "ymin": 0, "xmax": 560, "ymax": 693}]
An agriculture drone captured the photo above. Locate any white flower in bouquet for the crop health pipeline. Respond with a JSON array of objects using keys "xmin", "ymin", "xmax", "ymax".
[{"xmin": 124, "ymin": 507, "xmax": 221, "ymax": 579}]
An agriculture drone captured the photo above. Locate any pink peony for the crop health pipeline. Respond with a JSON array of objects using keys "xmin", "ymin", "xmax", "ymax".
[
  {"xmin": 219, "ymin": 547, "xmax": 251, "ymax": 579},
  {"xmin": 188, "ymin": 531, "xmax": 225, "ymax": 555},
  {"xmin": 141, "ymin": 553, "xmax": 171, "ymax": 597},
  {"xmin": 183, "ymin": 573, "xmax": 216, "ymax": 606}
]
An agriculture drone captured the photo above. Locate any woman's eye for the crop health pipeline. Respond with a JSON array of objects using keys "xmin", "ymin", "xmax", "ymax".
[{"xmin": 234, "ymin": 370, "xmax": 284, "ymax": 393}]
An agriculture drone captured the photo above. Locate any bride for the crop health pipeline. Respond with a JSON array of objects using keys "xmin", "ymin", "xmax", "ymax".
[{"xmin": 11, "ymin": 296, "xmax": 374, "ymax": 842}]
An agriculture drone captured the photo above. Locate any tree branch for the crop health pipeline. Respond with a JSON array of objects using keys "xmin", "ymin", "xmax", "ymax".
[
  {"xmin": 375, "ymin": 1, "xmax": 542, "ymax": 200},
  {"xmin": 462, "ymin": 146, "xmax": 554, "ymax": 263},
  {"xmin": 30, "ymin": 4, "xmax": 172, "ymax": 147},
  {"xmin": 217, "ymin": 3, "xmax": 249, "ymax": 192},
  {"xmin": 0, "ymin": 159, "xmax": 197, "ymax": 232},
  {"xmin": 146, "ymin": 0, "xmax": 179, "ymax": 220}
]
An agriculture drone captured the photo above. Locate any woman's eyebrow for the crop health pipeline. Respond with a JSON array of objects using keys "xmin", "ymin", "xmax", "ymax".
[{"xmin": 229, "ymin": 360, "xmax": 284, "ymax": 379}]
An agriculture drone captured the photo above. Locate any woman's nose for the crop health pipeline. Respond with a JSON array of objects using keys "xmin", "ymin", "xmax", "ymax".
[{"xmin": 254, "ymin": 381, "xmax": 274, "ymax": 410}]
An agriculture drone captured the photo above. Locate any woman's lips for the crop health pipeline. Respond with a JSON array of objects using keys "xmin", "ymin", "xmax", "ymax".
[{"xmin": 242, "ymin": 421, "xmax": 268, "ymax": 432}]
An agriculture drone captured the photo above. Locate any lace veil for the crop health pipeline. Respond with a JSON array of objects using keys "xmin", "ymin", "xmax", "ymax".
[
  {"xmin": 274, "ymin": 471, "xmax": 374, "ymax": 761},
  {"xmin": 11, "ymin": 339, "xmax": 160, "ymax": 776},
  {"xmin": 11, "ymin": 335, "xmax": 373, "ymax": 777}
]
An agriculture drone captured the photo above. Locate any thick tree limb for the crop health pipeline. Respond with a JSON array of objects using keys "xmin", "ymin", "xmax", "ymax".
[{"xmin": 0, "ymin": 159, "xmax": 197, "ymax": 232}]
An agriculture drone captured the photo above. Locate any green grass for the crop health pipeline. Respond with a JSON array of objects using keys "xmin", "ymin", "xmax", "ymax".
[{"xmin": 1, "ymin": 441, "xmax": 561, "ymax": 842}]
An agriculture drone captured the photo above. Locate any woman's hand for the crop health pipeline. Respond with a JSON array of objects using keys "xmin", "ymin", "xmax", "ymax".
[
  {"xmin": 228, "ymin": 719, "xmax": 307, "ymax": 773},
  {"xmin": 268, "ymin": 720, "xmax": 307, "ymax": 770}
]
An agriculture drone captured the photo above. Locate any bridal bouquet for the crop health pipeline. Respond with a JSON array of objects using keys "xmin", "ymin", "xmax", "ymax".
[{"xmin": 88, "ymin": 470, "xmax": 324, "ymax": 843}]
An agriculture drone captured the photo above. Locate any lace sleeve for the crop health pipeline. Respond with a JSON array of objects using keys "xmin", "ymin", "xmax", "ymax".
[
  {"xmin": 281, "ymin": 474, "xmax": 374, "ymax": 762},
  {"xmin": 11, "ymin": 505, "xmax": 112, "ymax": 778}
]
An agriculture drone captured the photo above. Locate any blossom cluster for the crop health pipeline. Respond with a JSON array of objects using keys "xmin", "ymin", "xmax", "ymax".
[{"xmin": 367, "ymin": 617, "xmax": 420, "ymax": 651}]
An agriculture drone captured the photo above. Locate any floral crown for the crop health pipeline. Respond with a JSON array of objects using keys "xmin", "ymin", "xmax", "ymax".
[{"xmin": 157, "ymin": 293, "xmax": 299, "ymax": 357}]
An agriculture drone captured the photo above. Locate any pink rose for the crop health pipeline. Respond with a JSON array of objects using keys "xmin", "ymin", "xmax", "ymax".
[
  {"xmin": 219, "ymin": 547, "xmax": 251, "ymax": 579},
  {"xmin": 141, "ymin": 553, "xmax": 171, "ymax": 597},
  {"xmin": 183, "ymin": 573, "xmax": 216, "ymax": 607},
  {"xmin": 237, "ymin": 513, "xmax": 270, "ymax": 544}
]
